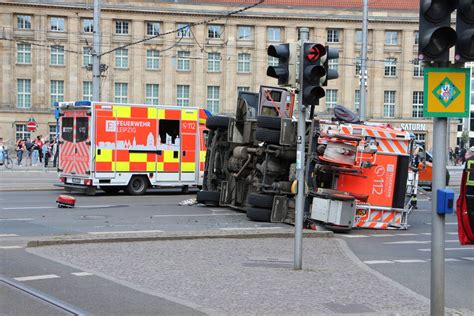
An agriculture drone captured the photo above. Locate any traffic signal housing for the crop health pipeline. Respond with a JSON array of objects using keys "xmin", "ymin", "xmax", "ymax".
[
  {"xmin": 455, "ymin": 0, "xmax": 474, "ymax": 63},
  {"xmin": 266, "ymin": 43, "xmax": 297, "ymax": 86},
  {"xmin": 321, "ymin": 46, "xmax": 339, "ymax": 86},
  {"xmin": 301, "ymin": 43, "xmax": 326, "ymax": 106},
  {"xmin": 418, "ymin": 0, "xmax": 457, "ymax": 62}
]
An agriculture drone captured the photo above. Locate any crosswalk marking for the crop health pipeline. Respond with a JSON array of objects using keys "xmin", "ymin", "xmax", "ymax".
[
  {"xmin": 71, "ymin": 272, "xmax": 93, "ymax": 276},
  {"xmin": 14, "ymin": 274, "xmax": 60, "ymax": 282}
]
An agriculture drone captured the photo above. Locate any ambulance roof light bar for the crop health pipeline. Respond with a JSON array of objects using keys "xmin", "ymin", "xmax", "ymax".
[{"xmin": 58, "ymin": 101, "xmax": 92, "ymax": 109}]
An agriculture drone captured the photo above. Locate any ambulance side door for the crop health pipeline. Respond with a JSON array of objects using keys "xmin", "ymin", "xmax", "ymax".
[
  {"xmin": 180, "ymin": 109, "xmax": 198, "ymax": 183},
  {"xmin": 59, "ymin": 112, "xmax": 74, "ymax": 175},
  {"xmin": 73, "ymin": 111, "xmax": 91, "ymax": 176},
  {"xmin": 156, "ymin": 111, "xmax": 181, "ymax": 182}
]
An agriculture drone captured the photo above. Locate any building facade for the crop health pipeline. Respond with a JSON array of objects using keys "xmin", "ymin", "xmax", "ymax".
[{"xmin": 0, "ymin": 0, "xmax": 464, "ymax": 149}]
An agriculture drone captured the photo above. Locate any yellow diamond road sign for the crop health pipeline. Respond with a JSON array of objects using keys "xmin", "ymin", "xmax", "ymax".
[{"xmin": 424, "ymin": 67, "xmax": 470, "ymax": 118}]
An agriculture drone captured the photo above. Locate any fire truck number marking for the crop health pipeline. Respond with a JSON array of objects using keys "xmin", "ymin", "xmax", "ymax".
[
  {"xmin": 372, "ymin": 166, "xmax": 385, "ymax": 195},
  {"xmin": 183, "ymin": 122, "xmax": 196, "ymax": 130}
]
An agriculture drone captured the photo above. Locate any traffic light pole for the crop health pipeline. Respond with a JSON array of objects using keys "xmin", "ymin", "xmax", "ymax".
[
  {"xmin": 294, "ymin": 27, "xmax": 309, "ymax": 270},
  {"xmin": 92, "ymin": 0, "xmax": 101, "ymax": 101}
]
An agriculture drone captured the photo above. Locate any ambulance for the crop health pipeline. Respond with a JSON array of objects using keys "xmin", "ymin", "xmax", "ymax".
[{"xmin": 57, "ymin": 101, "xmax": 208, "ymax": 195}]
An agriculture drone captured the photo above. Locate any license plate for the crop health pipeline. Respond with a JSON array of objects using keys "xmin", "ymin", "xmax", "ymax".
[{"xmin": 72, "ymin": 178, "xmax": 81, "ymax": 184}]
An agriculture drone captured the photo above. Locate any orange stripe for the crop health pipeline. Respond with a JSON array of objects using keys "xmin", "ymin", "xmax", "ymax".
[
  {"xmin": 371, "ymin": 211, "xmax": 382, "ymax": 221},
  {"xmin": 383, "ymin": 212, "xmax": 395, "ymax": 223},
  {"xmin": 392, "ymin": 140, "xmax": 406, "ymax": 154},
  {"xmin": 380, "ymin": 139, "xmax": 395, "ymax": 153},
  {"xmin": 366, "ymin": 129, "xmax": 375, "ymax": 137}
]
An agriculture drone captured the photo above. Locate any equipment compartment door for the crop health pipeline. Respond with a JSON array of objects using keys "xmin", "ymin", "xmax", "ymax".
[
  {"xmin": 74, "ymin": 112, "xmax": 91, "ymax": 176},
  {"xmin": 59, "ymin": 113, "xmax": 74, "ymax": 174},
  {"xmin": 156, "ymin": 109, "xmax": 181, "ymax": 182},
  {"xmin": 180, "ymin": 109, "xmax": 198, "ymax": 182}
]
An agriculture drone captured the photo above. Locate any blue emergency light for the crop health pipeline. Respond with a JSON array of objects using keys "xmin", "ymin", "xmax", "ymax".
[{"xmin": 436, "ymin": 189, "xmax": 454, "ymax": 215}]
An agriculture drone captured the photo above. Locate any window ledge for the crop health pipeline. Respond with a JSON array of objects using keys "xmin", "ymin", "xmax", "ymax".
[
  {"xmin": 16, "ymin": 63, "xmax": 32, "ymax": 66},
  {"xmin": 50, "ymin": 64, "xmax": 66, "ymax": 67}
]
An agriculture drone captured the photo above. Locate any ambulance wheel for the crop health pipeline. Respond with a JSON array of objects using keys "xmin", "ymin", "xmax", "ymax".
[
  {"xmin": 247, "ymin": 193, "xmax": 274, "ymax": 209},
  {"xmin": 206, "ymin": 115, "xmax": 230, "ymax": 130},
  {"xmin": 246, "ymin": 207, "xmax": 272, "ymax": 222},
  {"xmin": 64, "ymin": 187, "xmax": 73, "ymax": 192},
  {"xmin": 85, "ymin": 187, "xmax": 97, "ymax": 196},
  {"xmin": 256, "ymin": 127, "xmax": 280, "ymax": 144},
  {"xmin": 257, "ymin": 115, "xmax": 281, "ymax": 130},
  {"xmin": 102, "ymin": 186, "xmax": 122, "ymax": 194},
  {"xmin": 126, "ymin": 176, "xmax": 148, "ymax": 195},
  {"xmin": 196, "ymin": 190, "xmax": 220, "ymax": 205}
]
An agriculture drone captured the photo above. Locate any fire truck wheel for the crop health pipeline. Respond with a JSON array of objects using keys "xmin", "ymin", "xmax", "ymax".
[
  {"xmin": 206, "ymin": 115, "xmax": 231, "ymax": 130},
  {"xmin": 246, "ymin": 207, "xmax": 272, "ymax": 222},
  {"xmin": 247, "ymin": 193, "xmax": 274, "ymax": 209},
  {"xmin": 126, "ymin": 176, "xmax": 149, "ymax": 195},
  {"xmin": 256, "ymin": 115, "xmax": 281, "ymax": 130},
  {"xmin": 256, "ymin": 127, "xmax": 280, "ymax": 144},
  {"xmin": 102, "ymin": 186, "xmax": 122, "ymax": 194},
  {"xmin": 196, "ymin": 190, "xmax": 220, "ymax": 205}
]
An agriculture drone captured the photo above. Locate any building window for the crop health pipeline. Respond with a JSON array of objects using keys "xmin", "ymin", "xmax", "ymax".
[
  {"xmin": 383, "ymin": 90, "xmax": 396, "ymax": 117},
  {"xmin": 208, "ymin": 25, "xmax": 222, "ymax": 39},
  {"xmin": 17, "ymin": 15, "xmax": 32, "ymax": 29},
  {"xmin": 267, "ymin": 27, "xmax": 282, "ymax": 42},
  {"xmin": 83, "ymin": 81, "xmax": 92, "ymax": 101},
  {"xmin": 328, "ymin": 58, "xmax": 338, "ymax": 72},
  {"xmin": 207, "ymin": 86, "xmax": 220, "ymax": 113},
  {"xmin": 17, "ymin": 43, "xmax": 31, "ymax": 64},
  {"xmin": 238, "ymin": 86, "xmax": 250, "ymax": 92},
  {"xmin": 146, "ymin": 49, "xmax": 160, "ymax": 69},
  {"xmin": 83, "ymin": 47, "xmax": 92, "ymax": 67},
  {"xmin": 115, "ymin": 20, "xmax": 129, "ymax": 34},
  {"xmin": 114, "ymin": 83, "xmax": 128, "ymax": 103},
  {"xmin": 177, "ymin": 85, "xmax": 190, "ymax": 106},
  {"xmin": 50, "ymin": 46, "xmax": 65, "ymax": 65},
  {"xmin": 355, "ymin": 30, "xmax": 363, "ymax": 44},
  {"xmin": 384, "ymin": 58, "xmax": 397, "ymax": 77},
  {"xmin": 355, "ymin": 56, "xmax": 361, "ymax": 75},
  {"xmin": 354, "ymin": 89, "xmax": 360, "ymax": 112},
  {"xmin": 50, "ymin": 17, "xmax": 65, "ymax": 32},
  {"xmin": 385, "ymin": 31, "xmax": 399, "ymax": 45},
  {"xmin": 49, "ymin": 125, "xmax": 57, "ymax": 142},
  {"xmin": 16, "ymin": 125, "xmax": 30, "ymax": 141},
  {"xmin": 268, "ymin": 56, "xmax": 279, "ymax": 67},
  {"xmin": 238, "ymin": 26, "xmax": 252, "ymax": 40},
  {"xmin": 327, "ymin": 29, "xmax": 340, "ymax": 43},
  {"xmin": 414, "ymin": 31, "xmax": 419, "ymax": 45},
  {"xmin": 177, "ymin": 51, "xmax": 191, "ymax": 71},
  {"xmin": 145, "ymin": 84, "xmax": 159, "ymax": 105},
  {"xmin": 177, "ymin": 23, "xmax": 191, "ymax": 38},
  {"xmin": 83, "ymin": 19, "xmax": 93, "ymax": 33},
  {"xmin": 51, "ymin": 80, "xmax": 64, "ymax": 106},
  {"xmin": 413, "ymin": 59, "xmax": 424, "ymax": 77},
  {"xmin": 414, "ymin": 133, "xmax": 426, "ymax": 143},
  {"xmin": 412, "ymin": 91, "xmax": 424, "ymax": 118},
  {"xmin": 147, "ymin": 22, "xmax": 160, "ymax": 36},
  {"xmin": 237, "ymin": 53, "xmax": 251, "ymax": 73},
  {"xmin": 17, "ymin": 79, "xmax": 31, "ymax": 108},
  {"xmin": 208, "ymin": 52, "xmax": 221, "ymax": 72},
  {"xmin": 115, "ymin": 49, "xmax": 128, "ymax": 68},
  {"xmin": 326, "ymin": 89, "xmax": 338, "ymax": 109}
]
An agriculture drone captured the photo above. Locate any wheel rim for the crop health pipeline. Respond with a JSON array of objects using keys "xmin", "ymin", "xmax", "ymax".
[{"xmin": 132, "ymin": 178, "xmax": 144, "ymax": 192}]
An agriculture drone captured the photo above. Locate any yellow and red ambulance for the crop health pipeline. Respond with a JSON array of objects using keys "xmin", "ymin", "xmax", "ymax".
[{"xmin": 57, "ymin": 101, "xmax": 208, "ymax": 195}]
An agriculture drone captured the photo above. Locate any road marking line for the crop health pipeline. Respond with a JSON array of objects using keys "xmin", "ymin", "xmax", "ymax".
[
  {"xmin": 88, "ymin": 230, "xmax": 164, "ymax": 235},
  {"xmin": 446, "ymin": 232, "xmax": 459, "ymax": 235},
  {"xmin": 418, "ymin": 247, "xmax": 474, "ymax": 252},
  {"xmin": 14, "ymin": 274, "xmax": 60, "ymax": 282},
  {"xmin": 421, "ymin": 233, "xmax": 431, "ymax": 235},
  {"xmin": 0, "ymin": 234, "xmax": 18, "ymax": 237},
  {"xmin": 462, "ymin": 257, "xmax": 474, "ymax": 261},
  {"xmin": 371, "ymin": 234, "xmax": 395, "ymax": 237},
  {"xmin": 444, "ymin": 258, "xmax": 461, "ymax": 262},
  {"xmin": 340, "ymin": 235, "xmax": 369, "ymax": 238},
  {"xmin": 0, "ymin": 246, "xmax": 23, "ymax": 249},
  {"xmin": 2, "ymin": 206, "xmax": 53, "ymax": 210},
  {"xmin": 393, "ymin": 259, "xmax": 427, "ymax": 263},
  {"xmin": 219, "ymin": 227, "xmax": 283, "ymax": 231},
  {"xmin": 425, "ymin": 222, "xmax": 458, "ymax": 225},
  {"xmin": 364, "ymin": 260, "xmax": 394, "ymax": 264},
  {"xmin": 385, "ymin": 240, "xmax": 430, "ymax": 245},
  {"xmin": 77, "ymin": 205, "xmax": 116, "ymax": 209},
  {"xmin": 152, "ymin": 213, "xmax": 245, "ymax": 218},
  {"xmin": 71, "ymin": 272, "xmax": 93, "ymax": 276},
  {"xmin": 395, "ymin": 233, "xmax": 419, "ymax": 236},
  {"xmin": 0, "ymin": 218, "xmax": 35, "ymax": 221}
]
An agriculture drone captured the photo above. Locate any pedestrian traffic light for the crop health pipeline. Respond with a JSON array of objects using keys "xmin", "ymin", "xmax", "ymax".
[
  {"xmin": 301, "ymin": 43, "xmax": 326, "ymax": 106},
  {"xmin": 266, "ymin": 43, "xmax": 297, "ymax": 86},
  {"xmin": 320, "ymin": 46, "xmax": 339, "ymax": 86},
  {"xmin": 418, "ymin": 0, "xmax": 457, "ymax": 62},
  {"xmin": 455, "ymin": 0, "xmax": 474, "ymax": 63}
]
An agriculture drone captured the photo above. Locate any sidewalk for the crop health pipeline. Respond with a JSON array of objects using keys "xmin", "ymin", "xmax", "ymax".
[{"xmin": 28, "ymin": 230, "xmax": 444, "ymax": 315}]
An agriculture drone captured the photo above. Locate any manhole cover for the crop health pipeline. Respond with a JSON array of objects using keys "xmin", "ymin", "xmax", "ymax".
[{"xmin": 80, "ymin": 215, "xmax": 108, "ymax": 220}]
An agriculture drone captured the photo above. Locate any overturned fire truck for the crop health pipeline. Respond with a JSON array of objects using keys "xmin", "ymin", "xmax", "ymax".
[{"xmin": 197, "ymin": 86, "xmax": 417, "ymax": 231}]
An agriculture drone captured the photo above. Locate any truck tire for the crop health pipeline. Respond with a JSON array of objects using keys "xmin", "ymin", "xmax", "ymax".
[
  {"xmin": 206, "ymin": 115, "xmax": 230, "ymax": 130},
  {"xmin": 247, "ymin": 193, "xmax": 274, "ymax": 209},
  {"xmin": 102, "ymin": 186, "xmax": 122, "ymax": 194},
  {"xmin": 324, "ymin": 224, "xmax": 352, "ymax": 234},
  {"xmin": 247, "ymin": 207, "xmax": 272, "ymax": 222},
  {"xmin": 257, "ymin": 115, "xmax": 281, "ymax": 130},
  {"xmin": 197, "ymin": 190, "xmax": 220, "ymax": 205},
  {"xmin": 126, "ymin": 176, "xmax": 148, "ymax": 195},
  {"xmin": 256, "ymin": 127, "xmax": 280, "ymax": 144}
]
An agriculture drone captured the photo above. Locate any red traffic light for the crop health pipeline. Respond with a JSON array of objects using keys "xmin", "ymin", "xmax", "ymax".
[{"xmin": 306, "ymin": 44, "xmax": 326, "ymax": 62}]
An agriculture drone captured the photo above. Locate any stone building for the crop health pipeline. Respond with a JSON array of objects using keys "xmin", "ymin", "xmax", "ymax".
[{"xmin": 0, "ymin": 0, "xmax": 465, "ymax": 149}]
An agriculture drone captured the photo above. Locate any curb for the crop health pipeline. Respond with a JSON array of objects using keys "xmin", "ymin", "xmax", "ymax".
[
  {"xmin": 0, "ymin": 188, "xmax": 59, "ymax": 192},
  {"xmin": 27, "ymin": 229, "xmax": 333, "ymax": 248}
]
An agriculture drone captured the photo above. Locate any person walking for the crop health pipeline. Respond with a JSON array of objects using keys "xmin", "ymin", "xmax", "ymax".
[
  {"xmin": 51, "ymin": 137, "xmax": 59, "ymax": 168},
  {"xmin": 16, "ymin": 139, "xmax": 25, "ymax": 166},
  {"xmin": 42, "ymin": 140, "xmax": 50, "ymax": 168}
]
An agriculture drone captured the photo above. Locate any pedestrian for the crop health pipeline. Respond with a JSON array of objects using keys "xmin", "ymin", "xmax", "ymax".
[
  {"xmin": 466, "ymin": 146, "xmax": 474, "ymax": 161},
  {"xmin": 0, "ymin": 138, "xmax": 4, "ymax": 165},
  {"xmin": 25, "ymin": 137, "xmax": 33, "ymax": 166},
  {"xmin": 454, "ymin": 146, "xmax": 460, "ymax": 165},
  {"xmin": 33, "ymin": 135, "xmax": 42, "ymax": 166},
  {"xmin": 16, "ymin": 139, "xmax": 25, "ymax": 166},
  {"xmin": 42, "ymin": 140, "xmax": 50, "ymax": 168},
  {"xmin": 51, "ymin": 137, "xmax": 59, "ymax": 168},
  {"xmin": 448, "ymin": 147, "xmax": 454, "ymax": 165},
  {"xmin": 460, "ymin": 146, "xmax": 467, "ymax": 166}
]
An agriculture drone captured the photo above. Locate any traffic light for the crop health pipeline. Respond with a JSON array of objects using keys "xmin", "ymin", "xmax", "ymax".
[
  {"xmin": 455, "ymin": 0, "xmax": 474, "ymax": 63},
  {"xmin": 320, "ymin": 46, "xmax": 339, "ymax": 86},
  {"xmin": 418, "ymin": 0, "xmax": 457, "ymax": 62},
  {"xmin": 266, "ymin": 43, "xmax": 297, "ymax": 86},
  {"xmin": 301, "ymin": 43, "xmax": 326, "ymax": 105}
]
